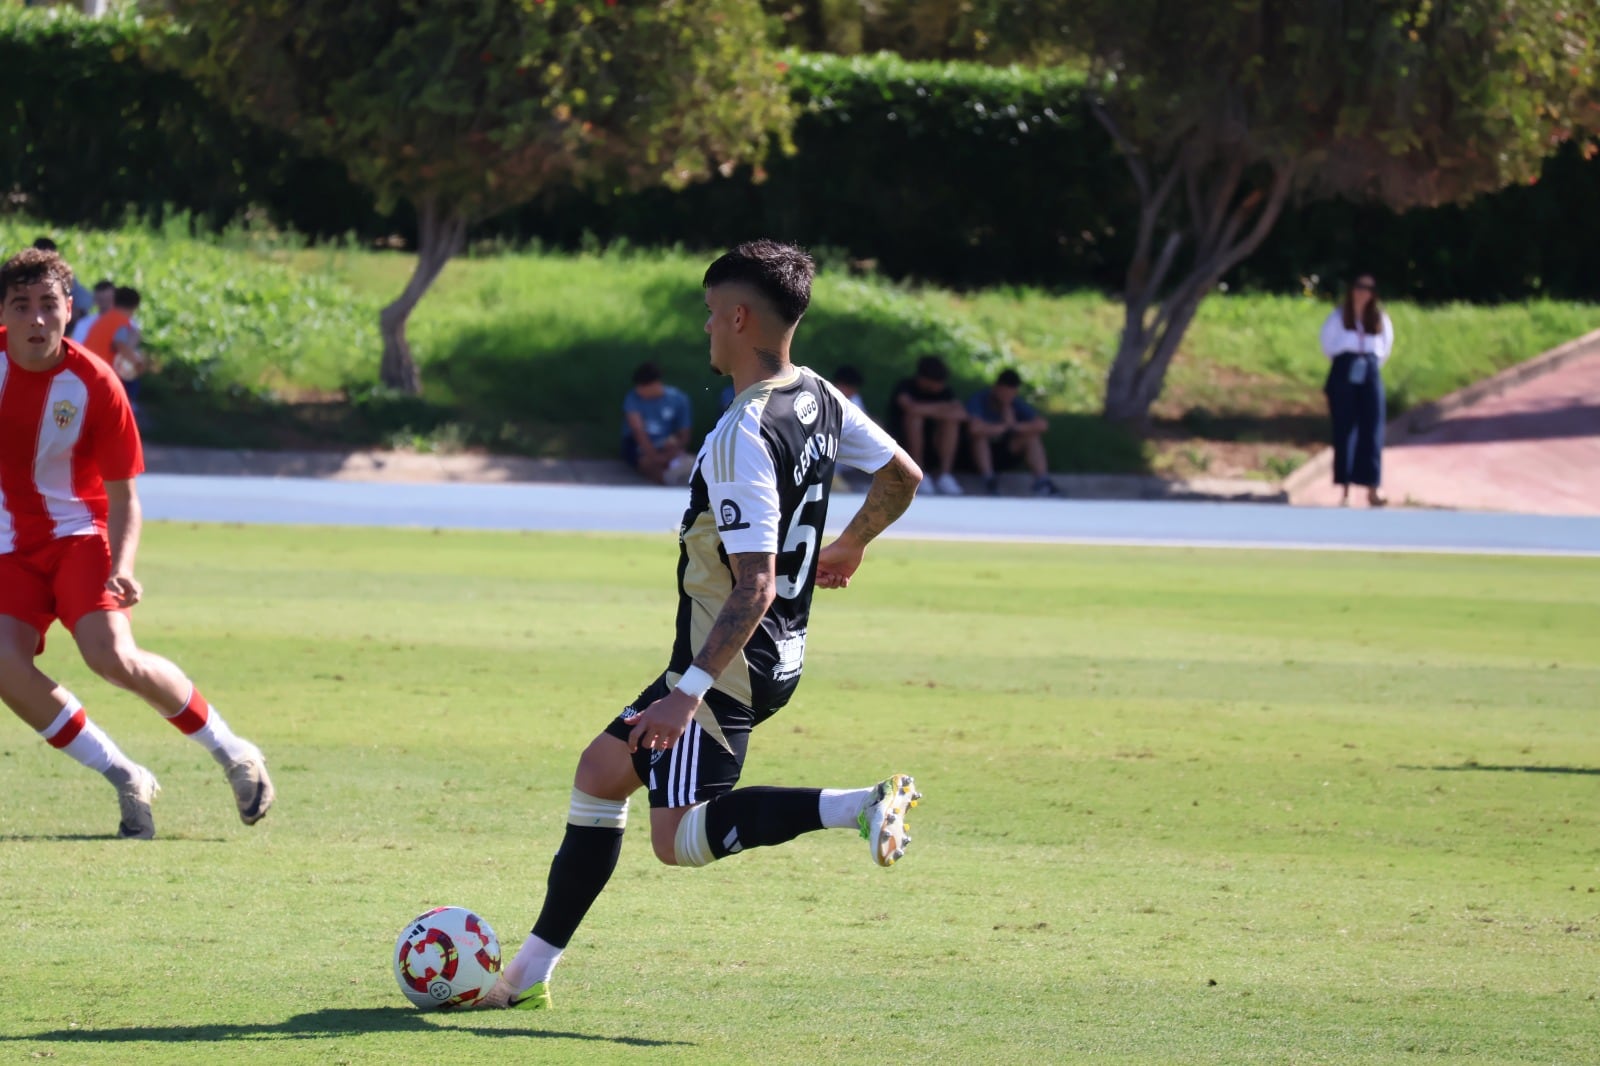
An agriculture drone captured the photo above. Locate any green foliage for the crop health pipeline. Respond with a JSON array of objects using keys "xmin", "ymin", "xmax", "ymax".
[
  {"xmin": 1039, "ymin": 0, "xmax": 1598, "ymax": 208},
  {"xmin": 8, "ymin": 217, "xmax": 1593, "ymax": 468},
  {"xmin": 150, "ymin": 0, "xmax": 795, "ymax": 220},
  {"xmin": 5, "ymin": 11, "xmax": 1600, "ymax": 299},
  {"xmin": 520, "ymin": 51, "xmax": 1132, "ymax": 288},
  {"xmin": 760, "ymin": 0, "xmax": 1078, "ymax": 63},
  {"xmin": 0, "ymin": 3, "xmax": 373, "ymax": 232},
  {"xmin": 4, "ymin": 526, "xmax": 1599, "ymax": 1063}
]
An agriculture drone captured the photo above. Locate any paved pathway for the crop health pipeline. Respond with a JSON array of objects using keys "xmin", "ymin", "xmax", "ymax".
[
  {"xmin": 137, "ymin": 474, "xmax": 1600, "ymax": 556},
  {"xmin": 1295, "ymin": 347, "xmax": 1600, "ymax": 515}
]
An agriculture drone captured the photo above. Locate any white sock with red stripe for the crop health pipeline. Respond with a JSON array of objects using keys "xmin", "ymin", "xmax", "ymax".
[
  {"xmin": 38, "ymin": 696, "xmax": 138, "ymax": 785},
  {"xmin": 162, "ymin": 687, "xmax": 253, "ymax": 764}
]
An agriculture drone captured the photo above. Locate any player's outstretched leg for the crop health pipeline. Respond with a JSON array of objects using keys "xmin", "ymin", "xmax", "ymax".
[
  {"xmin": 669, "ymin": 774, "xmax": 922, "ymax": 869},
  {"xmin": 74, "ymin": 612, "xmax": 275, "ymax": 825}
]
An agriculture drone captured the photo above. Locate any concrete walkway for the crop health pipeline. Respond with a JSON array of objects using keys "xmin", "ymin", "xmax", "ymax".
[
  {"xmin": 141, "ymin": 445, "xmax": 1285, "ymax": 504},
  {"xmin": 1289, "ymin": 329, "xmax": 1600, "ymax": 515}
]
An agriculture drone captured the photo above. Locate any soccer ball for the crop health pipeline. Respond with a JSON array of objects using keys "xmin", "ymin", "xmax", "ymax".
[{"xmin": 393, "ymin": 906, "xmax": 502, "ymax": 1010}]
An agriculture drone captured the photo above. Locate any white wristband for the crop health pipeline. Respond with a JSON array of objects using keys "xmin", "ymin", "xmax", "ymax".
[{"xmin": 675, "ymin": 666, "xmax": 714, "ymax": 699}]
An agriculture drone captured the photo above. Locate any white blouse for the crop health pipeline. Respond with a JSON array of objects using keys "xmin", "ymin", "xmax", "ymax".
[{"xmin": 1320, "ymin": 308, "xmax": 1394, "ymax": 365}]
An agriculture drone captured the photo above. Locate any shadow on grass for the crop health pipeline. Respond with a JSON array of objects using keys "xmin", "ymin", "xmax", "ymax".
[
  {"xmin": 1402, "ymin": 764, "xmax": 1600, "ymax": 776},
  {"xmin": 2, "ymin": 1006, "xmax": 691, "ymax": 1048}
]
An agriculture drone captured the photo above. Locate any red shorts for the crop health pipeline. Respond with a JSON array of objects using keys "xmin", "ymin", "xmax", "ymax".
[{"xmin": 0, "ymin": 534, "xmax": 125, "ymax": 655}]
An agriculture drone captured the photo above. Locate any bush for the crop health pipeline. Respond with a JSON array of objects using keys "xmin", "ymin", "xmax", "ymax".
[{"xmin": 0, "ymin": 5, "xmax": 380, "ymax": 235}]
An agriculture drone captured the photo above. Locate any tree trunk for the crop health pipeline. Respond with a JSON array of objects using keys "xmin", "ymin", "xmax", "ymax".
[
  {"xmin": 1098, "ymin": 143, "xmax": 1295, "ymax": 426},
  {"xmin": 378, "ymin": 198, "xmax": 468, "ymax": 394}
]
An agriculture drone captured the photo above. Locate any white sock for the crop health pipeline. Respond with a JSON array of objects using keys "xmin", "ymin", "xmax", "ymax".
[
  {"xmin": 165, "ymin": 687, "xmax": 254, "ymax": 763},
  {"xmin": 193, "ymin": 711, "xmax": 252, "ymax": 764},
  {"xmin": 504, "ymin": 932, "xmax": 563, "ymax": 991},
  {"xmin": 819, "ymin": 786, "xmax": 876, "ymax": 830},
  {"xmin": 38, "ymin": 698, "xmax": 135, "ymax": 782}
]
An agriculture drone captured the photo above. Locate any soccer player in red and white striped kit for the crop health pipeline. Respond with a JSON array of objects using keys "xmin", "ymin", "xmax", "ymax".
[{"xmin": 0, "ymin": 247, "xmax": 274, "ymax": 838}]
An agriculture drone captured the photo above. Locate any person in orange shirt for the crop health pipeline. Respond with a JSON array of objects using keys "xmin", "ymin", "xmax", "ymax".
[{"xmin": 81, "ymin": 286, "xmax": 146, "ymax": 406}]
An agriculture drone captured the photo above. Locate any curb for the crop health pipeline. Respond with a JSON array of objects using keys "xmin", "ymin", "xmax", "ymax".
[
  {"xmin": 141, "ymin": 445, "xmax": 1285, "ymax": 504},
  {"xmin": 1282, "ymin": 327, "xmax": 1600, "ymax": 503}
]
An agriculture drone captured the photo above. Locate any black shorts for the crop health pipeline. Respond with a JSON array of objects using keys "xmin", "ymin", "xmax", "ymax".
[{"xmin": 604, "ymin": 674, "xmax": 756, "ymax": 809}]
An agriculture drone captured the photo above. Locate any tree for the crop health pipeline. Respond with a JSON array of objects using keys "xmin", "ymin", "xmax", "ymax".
[
  {"xmin": 758, "ymin": 0, "xmax": 1061, "ymax": 61},
  {"xmin": 151, "ymin": 0, "xmax": 793, "ymax": 393},
  {"xmin": 1022, "ymin": 1, "xmax": 1598, "ymax": 423}
]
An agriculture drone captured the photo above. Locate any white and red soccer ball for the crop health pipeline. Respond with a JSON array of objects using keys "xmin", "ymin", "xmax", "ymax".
[{"xmin": 393, "ymin": 906, "xmax": 501, "ymax": 1010}]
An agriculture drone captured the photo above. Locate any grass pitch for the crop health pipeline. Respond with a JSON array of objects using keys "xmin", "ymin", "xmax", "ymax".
[{"xmin": 1, "ymin": 524, "xmax": 1596, "ymax": 1065}]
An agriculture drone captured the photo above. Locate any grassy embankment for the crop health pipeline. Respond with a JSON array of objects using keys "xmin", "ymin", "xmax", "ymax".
[{"xmin": 6, "ymin": 218, "xmax": 1594, "ymax": 477}]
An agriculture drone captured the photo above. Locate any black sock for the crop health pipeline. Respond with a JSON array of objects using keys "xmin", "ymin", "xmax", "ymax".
[
  {"xmin": 704, "ymin": 786, "xmax": 825, "ymax": 860},
  {"xmin": 530, "ymin": 824, "xmax": 624, "ymax": 949}
]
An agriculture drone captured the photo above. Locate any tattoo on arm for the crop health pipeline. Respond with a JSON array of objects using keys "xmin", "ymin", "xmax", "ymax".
[
  {"xmin": 841, "ymin": 451, "xmax": 920, "ymax": 547},
  {"xmin": 753, "ymin": 347, "xmax": 784, "ymax": 375},
  {"xmin": 692, "ymin": 552, "xmax": 776, "ymax": 676}
]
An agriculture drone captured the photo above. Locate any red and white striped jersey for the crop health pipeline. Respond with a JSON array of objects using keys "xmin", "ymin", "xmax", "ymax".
[{"xmin": 0, "ymin": 329, "xmax": 144, "ymax": 555}]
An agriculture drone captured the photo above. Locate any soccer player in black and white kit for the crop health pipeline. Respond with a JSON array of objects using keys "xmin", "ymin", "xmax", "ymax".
[{"xmin": 481, "ymin": 240, "xmax": 924, "ymax": 1010}]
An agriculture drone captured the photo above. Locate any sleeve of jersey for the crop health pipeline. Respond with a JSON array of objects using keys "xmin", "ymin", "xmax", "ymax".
[
  {"xmin": 833, "ymin": 385, "xmax": 899, "ymax": 473},
  {"xmin": 707, "ymin": 416, "xmax": 781, "ymax": 555},
  {"xmin": 92, "ymin": 378, "xmax": 145, "ymax": 480}
]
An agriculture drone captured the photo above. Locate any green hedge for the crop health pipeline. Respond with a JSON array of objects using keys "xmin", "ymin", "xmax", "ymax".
[
  {"xmin": 3, "ymin": 6, "xmax": 1598, "ymax": 301},
  {"xmin": 0, "ymin": 6, "xmax": 382, "ymax": 237},
  {"xmin": 500, "ymin": 53, "xmax": 1135, "ymax": 289}
]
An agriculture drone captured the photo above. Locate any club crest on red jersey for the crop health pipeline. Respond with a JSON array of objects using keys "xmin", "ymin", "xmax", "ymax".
[{"xmin": 52, "ymin": 399, "xmax": 79, "ymax": 429}]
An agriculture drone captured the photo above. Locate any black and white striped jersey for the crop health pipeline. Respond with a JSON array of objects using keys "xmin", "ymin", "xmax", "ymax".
[{"xmin": 669, "ymin": 365, "xmax": 897, "ymax": 714}]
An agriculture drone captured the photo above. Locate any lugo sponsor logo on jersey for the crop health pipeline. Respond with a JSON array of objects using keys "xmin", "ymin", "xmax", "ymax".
[
  {"xmin": 791, "ymin": 432, "xmax": 838, "ymax": 486},
  {"xmin": 772, "ymin": 631, "xmax": 806, "ymax": 681},
  {"xmin": 794, "ymin": 390, "xmax": 819, "ymax": 426}
]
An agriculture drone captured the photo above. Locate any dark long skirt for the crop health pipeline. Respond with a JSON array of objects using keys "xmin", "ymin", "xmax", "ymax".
[{"xmin": 1324, "ymin": 352, "xmax": 1385, "ymax": 487}]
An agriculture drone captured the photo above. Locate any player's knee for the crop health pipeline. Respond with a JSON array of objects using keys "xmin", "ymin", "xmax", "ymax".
[
  {"xmin": 573, "ymin": 735, "xmax": 639, "ymax": 801},
  {"xmin": 650, "ymin": 832, "xmax": 680, "ymax": 866},
  {"xmin": 82, "ymin": 644, "xmax": 142, "ymax": 688}
]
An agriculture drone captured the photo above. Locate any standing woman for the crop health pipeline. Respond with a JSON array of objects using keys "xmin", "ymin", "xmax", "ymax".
[{"xmin": 1320, "ymin": 274, "xmax": 1394, "ymax": 506}]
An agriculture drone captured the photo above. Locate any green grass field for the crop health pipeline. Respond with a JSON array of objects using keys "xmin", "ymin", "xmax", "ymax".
[
  {"xmin": 5, "ymin": 218, "xmax": 1595, "ymax": 475},
  {"xmin": 2, "ymin": 524, "xmax": 1597, "ymax": 1064}
]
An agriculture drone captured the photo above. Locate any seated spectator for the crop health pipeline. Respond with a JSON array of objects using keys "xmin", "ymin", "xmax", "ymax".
[
  {"xmin": 69, "ymin": 279, "xmax": 116, "ymax": 344},
  {"xmin": 622, "ymin": 361, "xmax": 694, "ymax": 485},
  {"xmin": 83, "ymin": 285, "xmax": 148, "ymax": 411},
  {"xmin": 966, "ymin": 368, "xmax": 1059, "ymax": 496},
  {"xmin": 886, "ymin": 355, "xmax": 967, "ymax": 495},
  {"xmin": 832, "ymin": 364, "xmax": 868, "ymax": 413}
]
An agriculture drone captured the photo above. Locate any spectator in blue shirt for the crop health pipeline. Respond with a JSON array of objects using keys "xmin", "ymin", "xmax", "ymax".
[
  {"xmin": 622, "ymin": 361, "xmax": 693, "ymax": 484},
  {"xmin": 966, "ymin": 369, "xmax": 1058, "ymax": 496}
]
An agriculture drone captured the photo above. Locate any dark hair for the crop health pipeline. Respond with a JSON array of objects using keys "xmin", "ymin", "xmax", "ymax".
[
  {"xmin": 93, "ymin": 279, "xmax": 115, "ymax": 293},
  {"xmin": 1, "ymin": 248, "xmax": 75, "ymax": 301},
  {"xmin": 1340, "ymin": 275, "xmax": 1384, "ymax": 334},
  {"xmin": 113, "ymin": 285, "xmax": 141, "ymax": 311},
  {"xmin": 702, "ymin": 239, "xmax": 815, "ymax": 327},
  {"xmin": 31, "ymin": 236, "xmax": 57, "ymax": 252},
  {"xmin": 632, "ymin": 360, "xmax": 663, "ymax": 386},
  {"xmin": 995, "ymin": 368, "xmax": 1023, "ymax": 388},
  {"xmin": 914, "ymin": 355, "xmax": 949, "ymax": 381},
  {"xmin": 833, "ymin": 364, "xmax": 863, "ymax": 387}
]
